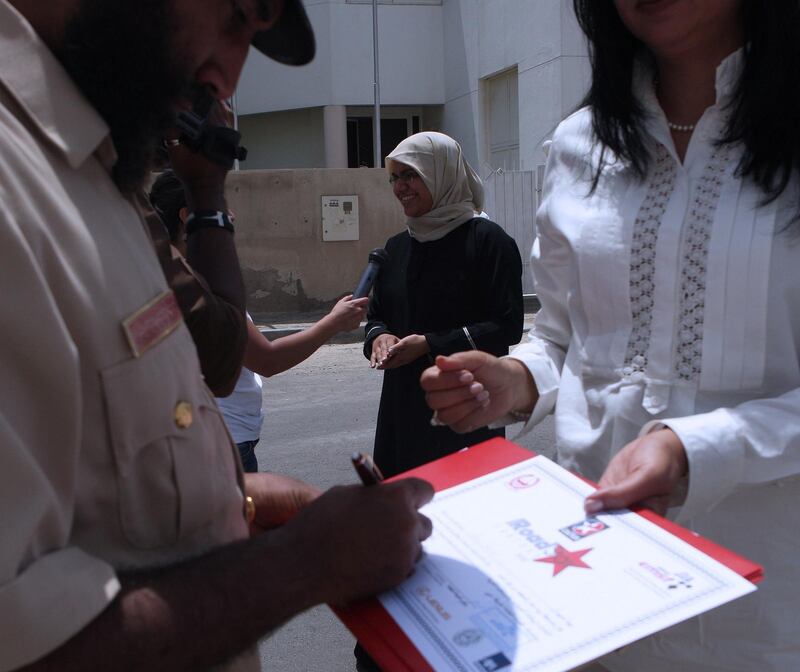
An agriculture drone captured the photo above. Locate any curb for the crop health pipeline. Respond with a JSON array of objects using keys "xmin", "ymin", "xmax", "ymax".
[
  {"xmin": 259, "ymin": 315, "xmax": 537, "ymax": 345},
  {"xmin": 257, "ymin": 295, "xmax": 539, "ymax": 345}
]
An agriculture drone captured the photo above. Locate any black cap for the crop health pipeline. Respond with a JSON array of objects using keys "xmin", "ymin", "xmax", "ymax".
[{"xmin": 252, "ymin": 0, "xmax": 316, "ymax": 66}]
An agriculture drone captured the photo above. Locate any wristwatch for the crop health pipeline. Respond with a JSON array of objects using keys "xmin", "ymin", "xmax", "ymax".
[{"xmin": 185, "ymin": 210, "xmax": 234, "ymax": 236}]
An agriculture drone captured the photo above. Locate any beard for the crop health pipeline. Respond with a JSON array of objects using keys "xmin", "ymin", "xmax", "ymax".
[{"xmin": 56, "ymin": 0, "xmax": 192, "ymax": 194}]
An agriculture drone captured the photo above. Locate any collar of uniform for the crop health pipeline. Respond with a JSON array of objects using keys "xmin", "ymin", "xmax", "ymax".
[{"xmin": 0, "ymin": 0, "xmax": 113, "ymax": 171}]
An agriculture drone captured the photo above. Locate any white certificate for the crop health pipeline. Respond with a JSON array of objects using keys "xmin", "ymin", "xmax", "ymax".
[{"xmin": 379, "ymin": 456, "xmax": 755, "ymax": 672}]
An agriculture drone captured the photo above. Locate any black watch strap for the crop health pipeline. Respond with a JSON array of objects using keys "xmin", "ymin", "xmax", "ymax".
[{"xmin": 185, "ymin": 210, "xmax": 234, "ymax": 236}]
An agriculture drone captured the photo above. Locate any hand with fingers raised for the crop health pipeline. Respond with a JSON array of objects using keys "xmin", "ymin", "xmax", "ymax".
[
  {"xmin": 378, "ymin": 334, "xmax": 430, "ymax": 370},
  {"xmin": 370, "ymin": 333, "xmax": 400, "ymax": 369},
  {"xmin": 420, "ymin": 351, "xmax": 538, "ymax": 434}
]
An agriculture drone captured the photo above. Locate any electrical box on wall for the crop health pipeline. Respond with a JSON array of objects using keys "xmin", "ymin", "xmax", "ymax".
[{"xmin": 321, "ymin": 195, "xmax": 359, "ymax": 241}]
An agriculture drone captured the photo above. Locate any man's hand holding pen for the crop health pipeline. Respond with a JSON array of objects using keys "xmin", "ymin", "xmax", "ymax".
[
  {"xmin": 275, "ymin": 476, "xmax": 434, "ymax": 606},
  {"xmin": 242, "ymin": 453, "xmax": 431, "ymax": 607}
]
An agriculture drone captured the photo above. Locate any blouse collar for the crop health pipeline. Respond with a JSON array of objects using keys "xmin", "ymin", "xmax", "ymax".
[{"xmin": 634, "ymin": 46, "xmax": 745, "ymax": 118}]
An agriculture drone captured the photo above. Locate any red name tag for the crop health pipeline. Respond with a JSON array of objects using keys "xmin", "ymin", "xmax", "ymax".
[{"xmin": 122, "ymin": 290, "xmax": 182, "ymax": 357}]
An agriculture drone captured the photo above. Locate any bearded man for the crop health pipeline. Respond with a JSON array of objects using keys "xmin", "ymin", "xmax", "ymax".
[{"xmin": 0, "ymin": 2, "xmax": 433, "ymax": 670}]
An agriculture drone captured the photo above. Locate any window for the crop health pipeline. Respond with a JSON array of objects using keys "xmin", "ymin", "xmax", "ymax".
[{"xmin": 485, "ymin": 68, "xmax": 520, "ymax": 171}]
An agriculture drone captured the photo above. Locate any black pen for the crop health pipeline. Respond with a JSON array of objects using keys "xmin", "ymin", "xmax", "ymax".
[{"xmin": 351, "ymin": 452, "xmax": 384, "ymax": 486}]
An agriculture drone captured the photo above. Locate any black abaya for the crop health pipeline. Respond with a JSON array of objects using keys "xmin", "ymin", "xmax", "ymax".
[{"xmin": 363, "ymin": 217, "xmax": 524, "ymax": 477}]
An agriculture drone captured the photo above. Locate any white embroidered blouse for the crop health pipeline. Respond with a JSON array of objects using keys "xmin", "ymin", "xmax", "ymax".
[{"xmin": 512, "ymin": 50, "xmax": 800, "ymax": 670}]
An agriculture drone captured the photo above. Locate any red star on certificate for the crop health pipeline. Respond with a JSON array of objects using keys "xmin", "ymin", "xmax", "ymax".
[{"xmin": 536, "ymin": 545, "xmax": 593, "ymax": 576}]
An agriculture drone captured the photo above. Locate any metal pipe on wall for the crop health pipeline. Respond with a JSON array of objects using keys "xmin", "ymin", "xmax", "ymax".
[{"xmin": 372, "ymin": 0, "xmax": 381, "ymax": 168}]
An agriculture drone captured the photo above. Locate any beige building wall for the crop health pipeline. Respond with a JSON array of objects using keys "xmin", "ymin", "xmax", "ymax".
[
  {"xmin": 227, "ymin": 168, "xmax": 406, "ymax": 317},
  {"xmin": 237, "ymin": 108, "xmax": 326, "ymax": 169}
]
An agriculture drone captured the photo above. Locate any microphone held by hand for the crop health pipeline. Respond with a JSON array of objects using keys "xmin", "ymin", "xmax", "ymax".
[{"xmin": 353, "ymin": 248, "xmax": 388, "ymax": 299}]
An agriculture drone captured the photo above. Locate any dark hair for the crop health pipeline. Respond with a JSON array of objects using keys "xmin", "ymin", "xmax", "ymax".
[
  {"xmin": 148, "ymin": 170, "xmax": 186, "ymax": 243},
  {"xmin": 573, "ymin": 0, "xmax": 800, "ymax": 212}
]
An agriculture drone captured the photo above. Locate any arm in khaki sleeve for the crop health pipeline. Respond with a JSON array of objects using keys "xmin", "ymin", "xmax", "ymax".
[
  {"xmin": 18, "ymin": 479, "xmax": 434, "ymax": 672},
  {"xmin": 0, "ymin": 221, "xmax": 119, "ymax": 672},
  {"xmin": 156, "ymin": 99, "xmax": 247, "ymax": 397},
  {"xmin": 141, "ymin": 202, "xmax": 246, "ymax": 397}
]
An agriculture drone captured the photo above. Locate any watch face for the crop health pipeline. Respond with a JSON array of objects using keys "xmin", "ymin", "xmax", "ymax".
[{"xmin": 185, "ymin": 211, "xmax": 234, "ymax": 236}]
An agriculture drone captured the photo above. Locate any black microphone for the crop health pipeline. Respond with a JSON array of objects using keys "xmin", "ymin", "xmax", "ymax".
[{"xmin": 353, "ymin": 248, "xmax": 388, "ymax": 299}]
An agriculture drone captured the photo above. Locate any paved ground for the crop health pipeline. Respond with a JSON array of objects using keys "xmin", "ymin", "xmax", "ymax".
[{"xmin": 254, "ymin": 340, "xmax": 555, "ymax": 671}]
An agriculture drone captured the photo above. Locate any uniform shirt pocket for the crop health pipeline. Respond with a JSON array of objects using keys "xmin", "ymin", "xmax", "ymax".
[{"xmin": 101, "ymin": 331, "xmax": 238, "ymax": 549}]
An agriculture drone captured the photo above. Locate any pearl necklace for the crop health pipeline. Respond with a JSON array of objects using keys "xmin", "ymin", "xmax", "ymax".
[
  {"xmin": 667, "ymin": 120, "xmax": 696, "ymax": 133},
  {"xmin": 653, "ymin": 79, "xmax": 698, "ymax": 133}
]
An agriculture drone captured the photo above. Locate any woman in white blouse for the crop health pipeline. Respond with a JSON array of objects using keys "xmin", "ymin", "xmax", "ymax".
[{"xmin": 422, "ymin": 1, "xmax": 800, "ymax": 670}]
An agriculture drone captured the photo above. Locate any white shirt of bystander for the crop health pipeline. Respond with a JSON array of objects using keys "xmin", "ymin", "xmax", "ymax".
[{"xmin": 512, "ymin": 49, "xmax": 800, "ymax": 671}]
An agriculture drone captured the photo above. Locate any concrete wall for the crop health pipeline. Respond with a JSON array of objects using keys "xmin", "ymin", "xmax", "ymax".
[{"xmin": 227, "ymin": 168, "xmax": 406, "ymax": 316}]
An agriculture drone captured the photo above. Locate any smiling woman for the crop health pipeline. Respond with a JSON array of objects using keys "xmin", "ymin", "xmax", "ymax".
[
  {"xmin": 388, "ymin": 166, "xmax": 433, "ymax": 218},
  {"xmin": 363, "ymin": 132, "xmax": 524, "ymax": 476},
  {"xmin": 357, "ymin": 130, "xmax": 524, "ymax": 672}
]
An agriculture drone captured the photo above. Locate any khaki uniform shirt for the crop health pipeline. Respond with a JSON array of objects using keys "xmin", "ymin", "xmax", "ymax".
[{"xmin": 0, "ymin": 3, "xmax": 255, "ymax": 670}]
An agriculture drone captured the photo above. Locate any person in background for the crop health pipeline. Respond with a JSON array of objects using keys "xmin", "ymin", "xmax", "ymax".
[
  {"xmin": 149, "ymin": 170, "xmax": 367, "ymax": 471},
  {"xmin": 364, "ymin": 131, "xmax": 524, "ymax": 479},
  {"xmin": 357, "ymin": 130, "xmax": 522, "ymax": 672},
  {"xmin": 143, "ymin": 100, "xmax": 248, "ymax": 398},
  {"xmin": 421, "ymin": 1, "xmax": 800, "ymax": 670}
]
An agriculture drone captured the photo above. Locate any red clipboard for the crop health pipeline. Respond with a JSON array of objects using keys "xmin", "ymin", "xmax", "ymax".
[{"xmin": 334, "ymin": 437, "xmax": 763, "ymax": 671}]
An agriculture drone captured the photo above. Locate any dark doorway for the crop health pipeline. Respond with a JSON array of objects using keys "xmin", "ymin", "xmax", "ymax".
[
  {"xmin": 347, "ymin": 117, "xmax": 373, "ymax": 168},
  {"xmin": 347, "ymin": 117, "xmax": 409, "ymax": 168}
]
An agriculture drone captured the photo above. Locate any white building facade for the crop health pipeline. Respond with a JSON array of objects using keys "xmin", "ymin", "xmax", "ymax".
[{"xmin": 235, "ymin": 0, "xmax": 590, "ymax": 178}]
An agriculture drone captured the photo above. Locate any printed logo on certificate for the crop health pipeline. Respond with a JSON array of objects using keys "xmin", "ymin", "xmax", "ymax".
[
  {"xmin": 536, "ymin": 544, "xmax": 594, "ymax": 576},
  {"xmin": 453, "ymin": 629, "xmax": 483, "ymax": 646},
  {"xmin": 476, "ymin": 652, "xmax": 512, "ymax": 671},
  {"xmin": 506, "ymin": 474, "xmax": 540, "ymax": 490},
  {"xmin": 630, "ymin": 562, "xmax": 695, "ymax": 593},
  {"xmin": 559, "ymin": 516, "xmax": 610, "ymax": 541}
]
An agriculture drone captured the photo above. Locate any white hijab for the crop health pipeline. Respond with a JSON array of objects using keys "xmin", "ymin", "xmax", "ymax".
[{"xmin": 386, "ymin": 132, "xmax": 484, "ymax": 243}]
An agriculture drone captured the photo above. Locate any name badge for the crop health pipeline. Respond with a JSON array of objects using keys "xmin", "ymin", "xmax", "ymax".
[{"xmin": 122, "ymin": 289, "xmax": 182, "ymax": 357}]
